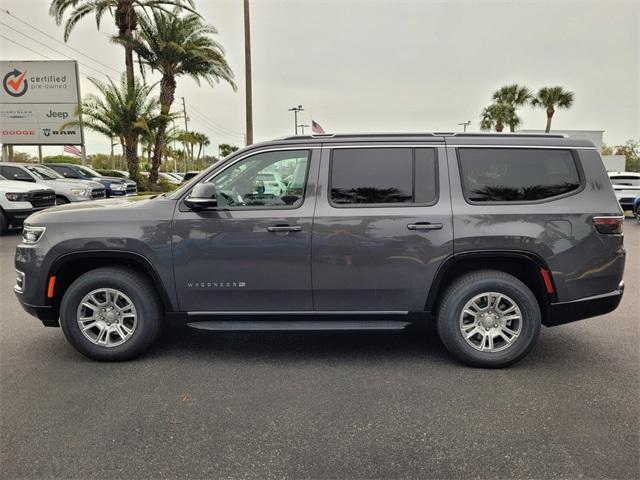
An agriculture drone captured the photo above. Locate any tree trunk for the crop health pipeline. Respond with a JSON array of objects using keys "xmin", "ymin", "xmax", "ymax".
[
  {"xmin": 116, "ymin": 1, "xmax": 136, "ymax": 90},
  {"xmin": 148, "ymin": 75, "xmax": 176, "ymax": 190},
  {"xmin": 495, "ymin": 122, "xmax": 504, "ymax": 132},
  {"xmin": 509, "ymin": 123, "xmax": 515, "ymax": 133},
  {"xmin": 545, "ymin": 106, "xmax": 554, "ymax": 133},
  {"xmin": 124, "ymin": 139, "xmax": 140, "ymax": 187}
]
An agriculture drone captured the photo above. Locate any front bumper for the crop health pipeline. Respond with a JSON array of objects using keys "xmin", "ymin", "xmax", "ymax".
[
  {"xmin": 545, "ymin": 281, "xmax": 624, "ymax": 327},
  {"xmin": 15, "ymin": 297, "xmax": 59, "ymax": 326},
  {"xmin": 5, "ymin": 207, "xmax": 50, "ymax": 227}
]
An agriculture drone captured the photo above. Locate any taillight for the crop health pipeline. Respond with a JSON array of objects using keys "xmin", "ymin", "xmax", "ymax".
[{"xmin": 593, "ymin": 216, "xmax": 624, "ymax": 234}]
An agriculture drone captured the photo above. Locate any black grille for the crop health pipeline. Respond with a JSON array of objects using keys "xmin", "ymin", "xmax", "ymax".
[
  {"xmin": 126, "ymin": 184, "xmax": 137, "ymax": 194},
  {"xmin": 91, "ymin": 188, "xmax": 106, "ymax": 199},
  {"xmin": 28, "ymin": 190, "xmax": 56, "ymax": 208}
]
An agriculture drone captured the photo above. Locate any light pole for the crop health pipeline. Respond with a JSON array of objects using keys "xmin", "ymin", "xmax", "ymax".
[
  {"xmin": 458, "ymin": 120, "xmax": 471, "ymax": 132},
  {"xmin": 243, "ymin": 0, "xmax": 253, "ymax": 145},
  {"xmin": 288, "ymin": 105, "xmax": 304, "ymax": 135},
  {"xmin": 298, "ymin": 124, "xmax": 310, "ymax": 135}
]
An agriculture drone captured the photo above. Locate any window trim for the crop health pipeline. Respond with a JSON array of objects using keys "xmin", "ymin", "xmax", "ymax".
[
  {"xmin": 180, "ymin": 148, "xmax": 313, "ymax": 212},
  {"xmin": 456, "ymin": 147, "xmax": 586, "ymax": 206},
  {"xmin": 327, "ymin": 146, "xmax": 440, "ymax": 209}
]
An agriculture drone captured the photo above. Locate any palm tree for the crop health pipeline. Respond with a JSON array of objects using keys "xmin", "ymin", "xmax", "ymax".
[
  {"xmin": 49, "ymin": 0, "xmax": 195, "ymax": 89},
  {"xmin": 193, "ymin": 132, "xmax": 210, "ymax": 160},
  {"xmin": 480, "ymin": 103, "xmax": 517, "ymax": 132},
  {"xmin": 492, "ymin": 84, "xmax": 532, "ymax": 132},
  {"xmin": 65, "ymin": 74, "xmax": 158, "ymax": 185},
  {"xmin": 121, "ymin": 9, "xmax": 235, "ymax": 189},
  {"xmin": 531, "ymin": 86, "xmax": 575, "ymax": 133}
]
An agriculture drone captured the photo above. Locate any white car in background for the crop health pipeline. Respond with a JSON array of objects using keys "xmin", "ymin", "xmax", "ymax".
[
  {"xmin": 256, "ymin": 172, "xmax": 286, "ymax": 196},
  {"xmin": 0, "ymin": 174, "xmax": 56, "ymax": 235},
  {"xmin": 608, "ymin": 171, "xmax": 640, "ymax": 213},
  {"xmin": 0, "ymin": 163, "xmax": 106, "ymax": 204}
]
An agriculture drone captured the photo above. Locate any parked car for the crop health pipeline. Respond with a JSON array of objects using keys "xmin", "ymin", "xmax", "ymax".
[
  {"xmin": 0, "ymin": 174, "xmax": 56, "ymax": 235},
  {"xmin": 634, "ymin": 194, "xmax": 640, "ymax": 223},
  {"xmin": 45, "ymin": 163, "xmax": 137, "ymax": 198},
  {"xmin": 607, "ymin": 171, "xmax": 640, "ymax": 213},
  {"xmin": 181, "ymin": 171, "xmax": 199, "ymax": 183},
  {"xmin": 255, "ymin": 171, "xmax": 287, "ymax": 196},
  {"xmin": 140, "ymin": 171, "xmax": 182, "ymax": 185},
  {"xmin": 15, "ymin": 133, "xmax": 625, "ymax": 367},
  {"xmin": 165, "ymin": 172, "xmax": 184, "ymax": 182},
  {"xmin": 0, "ymin": 163, "xmax": 106, "ymax": 204}
]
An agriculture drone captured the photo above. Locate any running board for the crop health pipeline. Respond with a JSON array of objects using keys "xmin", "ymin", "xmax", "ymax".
[{"xmin": 187, "ymin": 320, "xmax": 411, "ymax": 332}]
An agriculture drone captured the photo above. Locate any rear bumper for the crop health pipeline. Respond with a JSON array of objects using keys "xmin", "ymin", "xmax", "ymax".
[{"xmin": 545, "ymin": 281, "xmax": 624, "ymax": 327}]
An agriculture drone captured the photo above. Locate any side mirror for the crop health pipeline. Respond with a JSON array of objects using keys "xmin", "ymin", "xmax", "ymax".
[{"xmin": 184, "ymin": 182, "xmax": 217, "ymax": 210}]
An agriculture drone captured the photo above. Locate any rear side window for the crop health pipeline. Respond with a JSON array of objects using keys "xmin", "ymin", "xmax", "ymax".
[
  {"xmin": 458, "ymin": 148, "xmax": 581, "ymax": 202},
  {"xmin": 330, "ymin": 148, "xmax": 437, "ymax": 206}
]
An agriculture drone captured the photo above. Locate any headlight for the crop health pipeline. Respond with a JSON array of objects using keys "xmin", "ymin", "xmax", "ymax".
[
  {"xmin": 5, "ymin": 192, "xmax": 30, "ymax": 202},
  {"xmin": 70, "ymin": 188, "xmax": 90, "ymax": 197},
  {"xmin": 22, "ymin": 225, "xmax": 46, "ymax": 244},
  {"xmin": 110, "ymin": 183, "xmax": 126, "ymax": 191}
]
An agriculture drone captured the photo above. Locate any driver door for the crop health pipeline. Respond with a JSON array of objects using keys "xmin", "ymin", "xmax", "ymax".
[{"xmin": 172, "ymin": 147, "xmax": 320, "ymax": 312}]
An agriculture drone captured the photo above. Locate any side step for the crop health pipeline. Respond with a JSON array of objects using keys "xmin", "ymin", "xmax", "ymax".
[{"xmin": 187, "ymin": 320, "xmax": 411, "ymax": 332}]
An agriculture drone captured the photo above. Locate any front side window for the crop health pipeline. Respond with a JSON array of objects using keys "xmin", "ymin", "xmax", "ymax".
[
  {"xmin": 210, "ymin": 149, "xmax": 310, "ymax": 208},
  {"xmin": 330, "ymin": 148, "xmax": 437, "ymax": 205},
  {"xmin": 458, "ymin": 148, "xmax": 581, "ymax": 202}
]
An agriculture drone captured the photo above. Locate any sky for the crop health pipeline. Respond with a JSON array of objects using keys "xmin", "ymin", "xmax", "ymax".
[{"xmin": 0, "ymin": 0, "xmax": 638, "ymax": 158}]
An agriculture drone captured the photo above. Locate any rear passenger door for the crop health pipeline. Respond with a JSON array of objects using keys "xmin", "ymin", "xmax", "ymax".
[{"xmin": 312, "ymin": 144, "xmax": 453, "ymax": 312}]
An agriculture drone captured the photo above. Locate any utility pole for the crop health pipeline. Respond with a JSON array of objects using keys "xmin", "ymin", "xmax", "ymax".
[
  {"xmin": 181, "ymin": 97, "xmax": 190, "ymax": 170},
  {"xmin": 298, "ymin": 124, "xmax": 309, "ymax": 135},
  {"xmin": 243, "ymin": 0, "xmax": 253, "ymax": 145},
  {"xmin": 288, "ymin": 105, "xmax": 304, "ymax": 135},
  {"xmin": 458, "ymin": 120, "xmax": 471, "ymax": 132}
]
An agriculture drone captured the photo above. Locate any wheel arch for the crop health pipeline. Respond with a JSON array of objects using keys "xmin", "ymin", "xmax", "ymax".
[
  {"xmin": 48, "ymin": 251, "xmax": 174, "ymax": 313},
  {"xmin": 426, "ymin": 250, "xmax": 556, "ymax": 320}
]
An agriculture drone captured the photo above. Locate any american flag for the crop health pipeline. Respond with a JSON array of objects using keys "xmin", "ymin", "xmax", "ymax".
[
  {"xmin": 63, "ymin": 145, "xmax": 82, "ymax": 157},
  {"xmin": 311, "ymin": 120, "xmax": 325, "ymax": 134}
]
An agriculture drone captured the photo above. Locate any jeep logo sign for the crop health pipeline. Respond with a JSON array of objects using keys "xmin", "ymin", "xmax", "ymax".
[{"xmin": 0, "ymin": 60, "xmax": 82, "ymax": 145}]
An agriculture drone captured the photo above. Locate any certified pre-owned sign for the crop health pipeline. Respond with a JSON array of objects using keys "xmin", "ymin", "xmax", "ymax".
[{"xmin": 0, "ymin": 60, "xmax": 82, "ymax": 145}]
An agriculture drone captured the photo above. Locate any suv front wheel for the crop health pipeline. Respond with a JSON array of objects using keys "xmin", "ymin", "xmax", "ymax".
[
  {"xmin": 437, "ymin": 270, "xmax": 541, "ymax": 368},
  {"xmin": 59, "ymin": 267, "xmax": 162, "ymax": 361}
]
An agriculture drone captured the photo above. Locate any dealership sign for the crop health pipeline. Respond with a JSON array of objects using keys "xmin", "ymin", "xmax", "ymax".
[{"xmin": 0, "ymin": 60, "xmax": 83, "ymax": 145}]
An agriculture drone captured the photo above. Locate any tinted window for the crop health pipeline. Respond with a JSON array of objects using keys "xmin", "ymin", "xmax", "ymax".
[
  {"xmin": 459, "ymin": 148, "xmax": 581, "ymax": 202},
  {"xmin": 330, "ymin": 148, "xmax": 437, "ymax": 205},
  {"xmin": 1, "ymin": 166, "xmax": 33, "ymax": 182}
]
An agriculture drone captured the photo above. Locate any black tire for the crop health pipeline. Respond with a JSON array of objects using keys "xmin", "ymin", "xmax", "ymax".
[
  {"xmin": 437, "ymin": 270, "xmax": 541, "ymax": 368},
  {"xmin": 59, "ymin": 267, "xmax": 162, "ymax": 361},
  {"xmin": 0, "ymin": 209, "xmax": 8, "ymax": 236},
  {"xmin": 56, "ymin": 195, "xmax": 70, "ymax": 205}
]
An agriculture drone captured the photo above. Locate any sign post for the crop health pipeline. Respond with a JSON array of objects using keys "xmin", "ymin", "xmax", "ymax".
[{"xmin": 0, "ymin": 60, "xmax": 83, "ymax": 161}]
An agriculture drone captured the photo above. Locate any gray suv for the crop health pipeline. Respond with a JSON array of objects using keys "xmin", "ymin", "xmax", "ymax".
[{"xmin": 14, "ymin": 133, "xmax": 626, "ymax": 367}]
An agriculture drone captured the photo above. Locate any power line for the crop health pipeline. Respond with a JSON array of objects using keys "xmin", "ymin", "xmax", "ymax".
[
  {"xmin": 0, "ymin": 34, "xmax": 54, "ymax": 60},
  {"xmin": 186, "ymin": 102, "xmax": 244, "ymax": 137},
  {"xmin": 186, "ymin": 110, "xmax": 244, "ymax": 140},
  {"xmin": 0, "ymin": 35, "xmax": 100, "ymax": 83},
  {"xmin": 0, "ymin": 21, "xmax": 114, "ymax": 80},
  {"xmin": 1, "ymin": 9, "xmax": 122, "ymax": 75}
]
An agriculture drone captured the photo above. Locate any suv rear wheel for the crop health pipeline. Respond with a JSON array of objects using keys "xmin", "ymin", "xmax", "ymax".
[
  {"xmin": 59, "ymin": 267, "xmax": 162, "ymax": 361},
  {"xmin": 437, "ymin": 270, "xmax": 541, "ymax": 368}
]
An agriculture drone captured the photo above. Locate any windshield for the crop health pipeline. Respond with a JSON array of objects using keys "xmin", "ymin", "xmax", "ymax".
[
  {"xmin": 25, "ymin": 165, "xmax": 63, "ymax": 180},
  {"xmin": 77, "ymin": 166, "xmax": 101, "ymax": 178}
]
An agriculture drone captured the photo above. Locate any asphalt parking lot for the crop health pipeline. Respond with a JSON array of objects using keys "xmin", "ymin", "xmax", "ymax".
[{"xmin": 0, "ymin": 222, "xmax": 638, "ymax": 480}]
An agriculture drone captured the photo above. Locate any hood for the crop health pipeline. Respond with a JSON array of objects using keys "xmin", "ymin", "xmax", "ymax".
[
  {"xmin": 91, "ymin": 175, "xmax": 132, "ymax": 184},
  {"xmin": 42, "ymin": 178, "xmax": 104, "ymax": 190},
  {"xmin": 26, "ymin": 194, "xmax": 168, "ymax": 225},
  {"xmin": 0, "ymin": 179, "xmax": 54, "ymax": 193}
]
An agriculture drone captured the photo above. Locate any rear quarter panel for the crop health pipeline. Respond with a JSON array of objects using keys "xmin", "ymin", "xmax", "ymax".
[{"xmin": 448, "ymin": 146, "xmax": 625, "ymax": 302}]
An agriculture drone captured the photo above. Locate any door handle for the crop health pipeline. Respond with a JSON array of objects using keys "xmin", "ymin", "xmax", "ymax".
[
  {"xmin": 267, "ymin": 225, "xmax": 303, "ymax": 233},
  {"xmin": 407, "ymin": 222, "xmax": 443, "ymax": 231}
]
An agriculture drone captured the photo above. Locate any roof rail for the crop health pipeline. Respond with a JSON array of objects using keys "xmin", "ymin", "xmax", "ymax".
[{"xmin": 274, "ymin": 132, "xmax": 568, "ymax": 141}]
